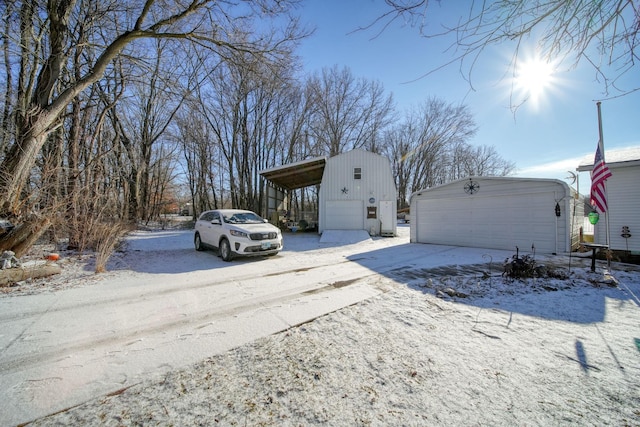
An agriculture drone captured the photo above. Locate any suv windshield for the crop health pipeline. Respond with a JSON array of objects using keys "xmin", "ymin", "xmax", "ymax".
[{"xmin": 222, "ymin": 212, "xmax": 264, "ymax": 224}]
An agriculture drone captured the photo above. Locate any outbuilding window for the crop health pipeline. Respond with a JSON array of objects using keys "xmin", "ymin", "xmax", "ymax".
[{"xmin": 354, "ymin": 167, "xmax": 362, "ymax": 179}]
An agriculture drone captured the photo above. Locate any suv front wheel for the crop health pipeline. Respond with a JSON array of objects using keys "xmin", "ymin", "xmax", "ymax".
[
  {"xmin": 219, "ymin": 238, "xmax": 234, "ymax": 262},
  {"xmin": 194, "ymin": 232, "xmax": 205, "ymax": 251}
]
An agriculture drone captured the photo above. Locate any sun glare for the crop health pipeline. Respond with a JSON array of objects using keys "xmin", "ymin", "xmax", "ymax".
[{"xmin": 515, "ymin": 57, "xmax": 555, "ymax": 108}]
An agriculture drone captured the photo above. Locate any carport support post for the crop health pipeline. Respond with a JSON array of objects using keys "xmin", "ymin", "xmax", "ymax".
[{"xmin": 263, "ymin": 180, "xmax": 285, "ymax": 227}]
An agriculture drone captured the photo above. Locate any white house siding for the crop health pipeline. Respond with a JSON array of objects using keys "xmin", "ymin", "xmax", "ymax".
[
  {"xmin": 577, "ymin": 146, "xmax": 640, "ymax": 253},
  {"xmin": 319, "ymin": 150, "xmax": 397, "ymax": 235},
  {"xmin": 410, "ymin": 177, "xmax": 577, "ymax": 254},
  {"xmin": 592, "ymin": 165, "xmax": 640, "ymax": 252}
]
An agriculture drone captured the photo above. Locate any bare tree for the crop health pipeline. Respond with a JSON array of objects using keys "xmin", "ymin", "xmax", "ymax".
[
  {"xmin": 176, "ymin": 105, "xmax": 222, "ymax": 215},
  {"xmin": 370, "ymin": 1, "xmax": 639, "ymax": 100},
  {"xmin": 382, "ymin": 98, "xmax": 478, "ymax": 206},
  {"xmin": 115, "ymin": 39, "xmax": 187, "ymax": 221},
  {"xmin": 199, "ymin": 57, "xmax": 259, "ymax": 210},
  {"xmin": 382, "ymin": 124, "xmax": 414, "ymax": 209},
  {"xmin": 272, "ymin": 81, "xmax": 316, "ymax": 165},
  {"xmin": 146, "ymin": 141, "xmax": 180, "ymax": 221},
  {"xmin": 194, "ymin": 45, "xmax": 303, "ymax": 212},
  {"xmin": 259, "ymin": 77, "xmax": 316, "ymax": 223},
  {"xmin": 446, "ymin": 143, "xmax": 515, "ymax": 181},
  {"xmin": 308, "ymin": 65, "xmax": 394, "ymax": 157},
  {"xmin": 0, "ymin": 3, "xmax": 16, "ymax": 154},
  {"xmin": 0, "ymin": 0, "xmax": 305, "ymax": 252}
]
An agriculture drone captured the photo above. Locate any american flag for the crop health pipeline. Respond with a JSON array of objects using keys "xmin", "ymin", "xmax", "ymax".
[{"xmin": 590, "ymin": 143, "xmax": 612, "ymax": 213}]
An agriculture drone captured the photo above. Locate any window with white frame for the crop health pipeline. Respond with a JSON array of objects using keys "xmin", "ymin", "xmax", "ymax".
[{"xmin": 354, "ymin": 167, "xmax": 362, "ymax": 179}]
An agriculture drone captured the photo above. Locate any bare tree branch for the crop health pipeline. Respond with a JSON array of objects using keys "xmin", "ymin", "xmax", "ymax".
[{"xmin": 367, "ymin": 0, "xmax": 639, "ymax": 99}]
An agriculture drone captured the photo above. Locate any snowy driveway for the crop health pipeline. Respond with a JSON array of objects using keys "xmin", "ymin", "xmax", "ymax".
[
  {"xmin": 1, "ymin": 225, "xmax": 639, "ymax": 425},
  {"xmin": 0, "ymin": 225, "xmax": 486, "ymax": 426}
]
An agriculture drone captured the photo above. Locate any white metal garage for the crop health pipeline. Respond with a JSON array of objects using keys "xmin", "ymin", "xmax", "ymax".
[{"xmin": 410, "ymin": 177, "xmax": 583, "ymax": 254}]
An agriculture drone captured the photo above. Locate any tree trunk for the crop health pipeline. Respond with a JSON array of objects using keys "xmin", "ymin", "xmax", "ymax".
[
  {"xmin": 0, "ymin": 215, "xmax": 52, "ymax": 257},
  {"xmin": 0, "ymin": 263, "xmax": 62, "ymax": 287},
  {"xmin": 0, "ymin": 114, "xmax": 50, "ymax": 216}
]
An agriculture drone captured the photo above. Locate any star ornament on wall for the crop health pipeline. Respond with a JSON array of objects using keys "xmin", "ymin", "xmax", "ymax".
[{"xmin": 341, "ymin": 187, "xmax": 348, "ymax": 194}]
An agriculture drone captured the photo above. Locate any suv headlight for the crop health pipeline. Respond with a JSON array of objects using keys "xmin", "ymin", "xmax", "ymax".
[{"xmin": 229, "ymin": 229, "xmax": 248, "ymax": 238}]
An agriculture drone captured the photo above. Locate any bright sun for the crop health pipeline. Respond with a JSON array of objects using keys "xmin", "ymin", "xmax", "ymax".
[{"xmin": 515, "ymin": 57, "xmax": 555, "ymax": 107}]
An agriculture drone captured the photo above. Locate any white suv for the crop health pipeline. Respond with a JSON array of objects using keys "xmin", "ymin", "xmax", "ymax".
[{"xmin": 194, "ymin": 209, "xmax": 283, "ymax": 261}]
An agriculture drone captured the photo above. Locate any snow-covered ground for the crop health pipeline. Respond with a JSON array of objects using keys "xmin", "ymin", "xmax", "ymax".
[{"xmin": 2, "ymin": 224, "xmax": 640, "ymax": 426}]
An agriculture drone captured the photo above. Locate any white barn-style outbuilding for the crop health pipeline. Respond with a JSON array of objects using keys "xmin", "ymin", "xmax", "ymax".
[
  {"xmin": 410, "ymin": 176, "xmax": 583, "ymax": 254},
  {"xmin": 259, "ymin": 149, "xmax": 397, "ymax": 236},
  {"xmin": 577, "ymin": 146, "xmax": 640, "ymax": 253},
  {"xmin": 319, "ymin": 149, "xmax": 397, "ymax": 236}
]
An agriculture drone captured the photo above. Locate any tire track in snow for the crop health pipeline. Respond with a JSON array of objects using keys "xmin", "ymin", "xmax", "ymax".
[
  {"xmin": 0, "ymin": 259, "xmax": 385, "ymax": 375},
  {"xmin": 0, "ymin": 258, "xmax": 354, "ymax": 322}
]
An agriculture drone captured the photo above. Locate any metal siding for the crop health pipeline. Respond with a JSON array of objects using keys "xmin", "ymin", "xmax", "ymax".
[
  {"xmin": 417, "ymin": 194, "xmax": 556, "ymax": 252},
  {"xmin": 416, "ymin": 198, "xmax": 469, "ymax": 245},
  {"xmin": 567, "ymin": 195, "xmax": 583, "ymax": 251},
  {"xmin": 411, "ymin": 177, "xmax": 570, "ymax": 253},
  {"xmin": 319, "ymin": 150, "xmax": 397, "ymax": 233}
]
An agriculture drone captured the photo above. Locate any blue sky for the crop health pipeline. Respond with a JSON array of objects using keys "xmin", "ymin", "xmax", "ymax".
[{"xmin": 295, "ymin": 1, "xmax": 639, "ymax": 189}]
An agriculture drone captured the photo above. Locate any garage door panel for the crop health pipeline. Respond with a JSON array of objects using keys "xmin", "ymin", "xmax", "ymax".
[
  {"xmin": 415, "ymin": 192, "xmax": 558, "ymax": 253},
  {"xmin": 326, "ymin": 200, "xmax": 363, "ymax": 229},
  {"xmin": 416, "ymin": 198, "xmax": 470, "ymax": 245},
  {"xmin": 470, "ymin": 193, "xmax": 555, "ymax": 252}
]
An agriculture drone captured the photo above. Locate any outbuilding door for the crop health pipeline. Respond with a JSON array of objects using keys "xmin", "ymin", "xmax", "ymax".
[
  {"xmin": 415, "ymin": 192, "xmax": 558, "ymax": 253},
  {"xmin": 379, "ymin": 200, "xmax": 394, "ymax": 235},
  {"xmin": 325, "ymin": 200, "xmax": 364, "ymax": 230}
]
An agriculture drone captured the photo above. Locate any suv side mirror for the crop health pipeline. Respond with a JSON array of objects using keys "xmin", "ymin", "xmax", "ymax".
[{"xmin": 211, "ymin": 219, "xmax": 221, "ymax": 225}]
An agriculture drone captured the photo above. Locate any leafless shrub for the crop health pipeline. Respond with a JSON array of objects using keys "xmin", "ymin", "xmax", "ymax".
[
  {"xmin": 60, "ymin": 182, "xmax": 133, "ymax": 273},
  {"xmin": 93, "ymin": 221, "xmax": 130, "ymax": 274}
]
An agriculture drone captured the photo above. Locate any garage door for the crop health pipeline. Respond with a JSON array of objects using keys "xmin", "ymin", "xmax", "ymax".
[
  {"xmin": 415, "ymin": 193, "xmax": 557, "ymax": 253},
  {"xmin": 416, "ymin": 198, "xmax": 470, "ymax": 245},
  {"xmin": 325, "ymin": 200, "xmax": 364, "ymax": 229}
]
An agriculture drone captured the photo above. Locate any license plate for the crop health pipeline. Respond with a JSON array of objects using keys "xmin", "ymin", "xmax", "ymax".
[{"xmin": 261, "ymin": 242, "xmax": 271, "ymax": 250}]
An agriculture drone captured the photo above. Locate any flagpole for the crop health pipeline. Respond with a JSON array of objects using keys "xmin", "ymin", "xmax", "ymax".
[{"xmin": 596, "ymin": 101, "xmax": 611, "ymax": 267}]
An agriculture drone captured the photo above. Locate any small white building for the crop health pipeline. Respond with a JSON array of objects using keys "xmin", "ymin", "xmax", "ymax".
[
  {"xmin": 410, "ymin": 176, "xmax": 583, "ymax": 254},
  {"xmin": 577, "ymin": 146, "xmax": 640, "ymax": 253},
  {"xmin": 259, "ymin": 149, "xmax": 397, "ymax": 236},
  {"xmin": 318, "ymin": 150, "xmax": 397, "ymax": 236}
]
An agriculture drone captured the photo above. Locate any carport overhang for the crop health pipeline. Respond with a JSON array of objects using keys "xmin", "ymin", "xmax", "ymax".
[{"xmin": 259, "ymin": 156, "xmax": 327, "ymax": 190}]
